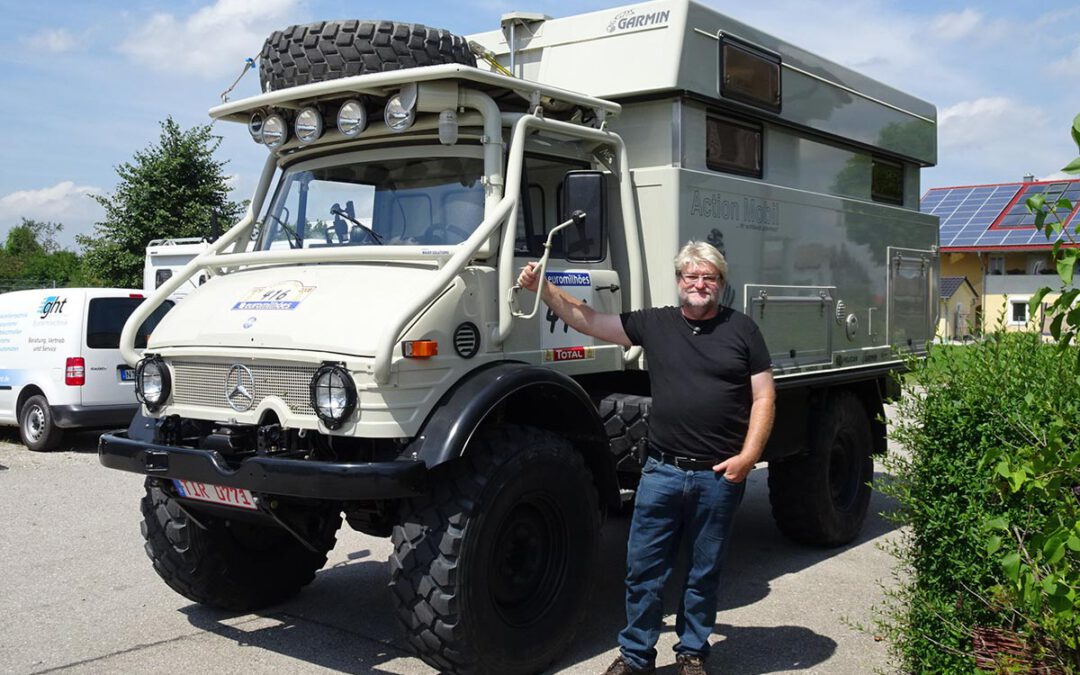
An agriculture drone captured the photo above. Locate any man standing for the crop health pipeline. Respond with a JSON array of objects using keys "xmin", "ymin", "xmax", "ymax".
[{"xmin": 516, "ymin": 241, "xmax": 775, "ymax": 675}]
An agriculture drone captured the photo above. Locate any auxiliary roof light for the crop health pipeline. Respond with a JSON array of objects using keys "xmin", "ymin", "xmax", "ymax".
[
  {"xmin": 337, "ymin": 99, "xmax": 367, "ymax": 137},
  {"xmin": 384, "ymin": 84, "xmax": 418, "ymax": 133},
  {"xmin": 262, "ymin": 113, "xmax": 288, "ymax": 149},
  {"xmin": 248, "ymin": 111, "xmax": 265, "ymax": 143},
  {"xmin": 294, "ymin": 106, "xmax": 323, "ymax": 145}
]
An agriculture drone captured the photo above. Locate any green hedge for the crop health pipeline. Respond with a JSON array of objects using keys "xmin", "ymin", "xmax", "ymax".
[{"xmin": 881, "ymin": 332, "xmax": 1080, "ymax": 673}]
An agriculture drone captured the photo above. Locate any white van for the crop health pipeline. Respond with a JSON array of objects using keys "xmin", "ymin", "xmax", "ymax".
[
  {"xmin": 0, "ymin": 288, "xmax": 173, "ymax": 450},
  {"xmin": 144, "ymin": 238, "xmax": 211, "ymax": 301}
]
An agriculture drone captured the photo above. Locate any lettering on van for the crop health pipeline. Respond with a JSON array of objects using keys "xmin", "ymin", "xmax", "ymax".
[
  {"xmin": 232, "ymin": 281, "xmax": 315, "ymax": 311},
  {"xmin": 27, "ymin": 336, "xmax": 64, "ymax": 352},
  {"xmin": 607, "ymin": 9, "xmax": 671, "ymax": 33},
  {"xmin": 38, "ymin": 295, "xmax": 67, "ymax": 319},
  {"xmin": 546, "ymin": 272, "xmax": 591, "ymax": 287},
  {"xmin": 689, "ymin": 190, "xmax": 781, "ymax": 232}
]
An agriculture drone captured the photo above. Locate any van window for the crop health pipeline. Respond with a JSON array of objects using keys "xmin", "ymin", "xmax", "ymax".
[
  {"xmin": 871, "ymin": 158, "xmax": 904, "ymax": 205},
  {"xmin": 87, "ymin": 299, "xmax": 174, "ymax": 350},
  {"xmin": 706, "ymin": 116, "xmax": 763, "ymax": 178}
]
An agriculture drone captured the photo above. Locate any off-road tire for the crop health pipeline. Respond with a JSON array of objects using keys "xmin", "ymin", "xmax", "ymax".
[
  {"xmin": 19, "ymin": 394, "xmax": 63, "ymax": 452},
  {"xmin": 140, "ymin": 479, "xmax": 340, "ymax": 610},
  {"xmin": 767, "ymin": 391, "xmax": 874, "ymax": 547},
  {"xmin": 259, "ymin": 20, "xmax": 477, "ymax": 92},
  {"xmin": 597, "ymin": 393, "xmax": 651, "ymax": 468},
  {"xmin": 389, "ymin": 425, "xmax": 600, "ymax": 675}
]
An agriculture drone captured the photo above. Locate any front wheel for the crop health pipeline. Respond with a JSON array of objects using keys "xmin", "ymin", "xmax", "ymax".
[
  {"xmin": 140, "ymin": 479, "xmax": 341, "ymax": 610},
  {"xmin": 767, "ymin": 391, "xmax": 874, "ymax": 546},
  {"xmin": 19, "ymin": 394, "xmax": 63, "ymax": 452},
  {"xmin": 390, "ymin": 425, "xmax": 601, "ymax": 675}
]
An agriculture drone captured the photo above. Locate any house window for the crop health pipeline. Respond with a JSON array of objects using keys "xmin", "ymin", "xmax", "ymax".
[
  {"xmin": 706, "ymin": 116, "xmax": 763, "ymax": 178},
  {"xmin": 988, "ymin": 254, "xmax": 1005, "ymax": 275},
  {"xmin": 1009, "ymin": 297, "xmax": 1030, "ymax": 326}
]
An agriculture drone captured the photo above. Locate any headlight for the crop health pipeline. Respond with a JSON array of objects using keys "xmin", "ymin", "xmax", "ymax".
[
  {"xmin": 384, "ymin": 93, "xmax": 416, "ymax": 132},
  {"xmin": 248, "ymin": 111, "xmax": 264, "ymax": 143},
  {"xmin": 309, "ymin": 364, "xmax": 357, "ymax": 429},
  {"xmin": 262, "ymin": 113, "xmax": 288, "ymax": 148},
  {"xmin": 294, "ymin": 106, "xmax": 323, "ymax": 145},
  {"xmin": 336, "ymin": 99, "xmax": 367, "ymax": 137},
  {"xmin": 135, "ymin": 356, "xmax": 171, "ymax": 412}
]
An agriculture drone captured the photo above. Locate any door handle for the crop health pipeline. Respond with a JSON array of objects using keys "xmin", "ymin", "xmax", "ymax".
[{"xmin": 594, "ymin": 283, "xmax": 620, "ymax": 292}]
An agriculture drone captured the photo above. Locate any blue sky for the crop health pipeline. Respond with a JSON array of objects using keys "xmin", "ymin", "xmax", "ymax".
[{"xmin": 2, "ymin": 0, "xmax": 1079, "ymax": 250}]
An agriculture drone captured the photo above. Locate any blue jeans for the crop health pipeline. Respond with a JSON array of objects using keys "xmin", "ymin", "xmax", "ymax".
[{"xmin": 617, "ymin": 455, "xmax": 746, "ymax": 670}]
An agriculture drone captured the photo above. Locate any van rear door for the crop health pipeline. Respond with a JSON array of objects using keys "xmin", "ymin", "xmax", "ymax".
[{"xmin": 82, "ymin": 296, "xmax": 173, "ymax": 407}]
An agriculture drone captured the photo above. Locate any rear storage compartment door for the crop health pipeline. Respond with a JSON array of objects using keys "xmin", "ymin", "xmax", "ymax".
[{"xmin": 887, "ymin": 247, "xmax": 937, "ymax": 352}]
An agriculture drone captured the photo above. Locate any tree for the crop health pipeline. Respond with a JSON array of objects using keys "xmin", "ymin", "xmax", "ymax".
[
  {"xmin": 78, "ymin": 117, "xmax": 242, "ymax": 287},
  {"xmin": 0, "ymin": 218, "xmax": 82, "ymax": 289},
  {"xmin": 4, "ymin": 218, "xmax": 63, "ymax": 257}
]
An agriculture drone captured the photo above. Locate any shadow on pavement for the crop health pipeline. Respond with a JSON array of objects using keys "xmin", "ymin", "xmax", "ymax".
[{"xmin": 179, "ymin": 466, "xmax": 898, "ymax": 674}]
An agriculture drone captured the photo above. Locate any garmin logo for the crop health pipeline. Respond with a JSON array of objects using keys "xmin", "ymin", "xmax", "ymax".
[{"xmin": 607, "ymin": 9, "xmax": 670, "ymax": 33}]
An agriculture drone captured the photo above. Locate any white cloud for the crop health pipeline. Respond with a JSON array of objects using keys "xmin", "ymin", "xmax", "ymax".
[
  {"xmin": 939, "ymin": 97, "xmax": 1046, "ymax": 150},
  {"xmin": 1049, "ymin": 44, "xmax": 1080, "ymax": 76},
  {"xmin": 929, "ymin": 9, "xmax": 983, "ymax": 40},
  {"xmin": 23, "ymin": 28, "xmax": 78, "ymax": 53},
  {"xmin": 118, "ymin": 0, "xmax": 303, "ymax": 78},
  {"xmin": 0, "ymin": 182, "xmax": 105, "ymax": 248}
]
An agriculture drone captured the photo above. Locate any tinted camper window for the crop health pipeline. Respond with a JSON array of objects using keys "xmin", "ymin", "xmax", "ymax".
[
  {"xmin": 706, "ymin": 116, "xmax": 763, "ymax": 178},
  {"xmin": 87, "ymin": 298, "xmax": 174, "ymax": 349}
]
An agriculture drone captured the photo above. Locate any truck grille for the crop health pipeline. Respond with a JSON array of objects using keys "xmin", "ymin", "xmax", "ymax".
[{"xmin": 171, "ymin": 361, "xmax": 317, "ymax": 415}]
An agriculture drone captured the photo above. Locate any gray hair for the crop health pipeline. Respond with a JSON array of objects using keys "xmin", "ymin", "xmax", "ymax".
[{"xmin": 673, "ymin": 241, "xmax": 728, "ymax": 282}]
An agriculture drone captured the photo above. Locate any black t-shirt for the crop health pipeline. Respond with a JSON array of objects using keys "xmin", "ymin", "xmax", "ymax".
[{"xmin": 620, "ymin": 306, "xmax": 772, "ymax": 460}]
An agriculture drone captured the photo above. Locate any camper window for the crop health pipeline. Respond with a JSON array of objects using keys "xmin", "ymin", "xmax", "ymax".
[
  {"xmin": 706, "ymin": 116, "xmax": 763, "ymax": 178},
  {"xmin": 719, "ymin": 36, "xmax": 781, "ymax": 112},
  {"xmin": 872, "ymin": 158, "xmax": 904, "ymax": 205}
]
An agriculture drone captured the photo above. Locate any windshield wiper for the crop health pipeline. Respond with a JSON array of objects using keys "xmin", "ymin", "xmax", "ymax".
[
  {"xmin": 331, "ymin": 206, "xmax": 384, "ymax": 245},
  {"xmin": 263, "ymin": 212, "xmax": 300, "ymax": 249}
]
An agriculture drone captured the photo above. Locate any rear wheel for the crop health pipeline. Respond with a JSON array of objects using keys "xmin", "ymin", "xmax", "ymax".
[
  {"xmin": 140, "ymin": 479, "xmax": 340, "ymax": 610},
  {"xmin": 19, "ymin": 394, "xmax": 63, "ymax": 452},
  {"xmin": 767, "ymin": 391, "xmax": 874, "ymax": 546},
  {"xmin": 389, "ymin": 426, "xmax": 600, "ymax": 674}
]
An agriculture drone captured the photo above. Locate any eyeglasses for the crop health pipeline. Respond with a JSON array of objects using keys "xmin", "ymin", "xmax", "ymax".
[{"xmin": 678, "ymin": 272, "xmax": 721, "ymax": 285}]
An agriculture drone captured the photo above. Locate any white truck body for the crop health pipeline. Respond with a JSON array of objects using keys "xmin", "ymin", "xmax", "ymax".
[{"xmin": 143, "ymin": 238, "xmax": 212, "ymax": 301}]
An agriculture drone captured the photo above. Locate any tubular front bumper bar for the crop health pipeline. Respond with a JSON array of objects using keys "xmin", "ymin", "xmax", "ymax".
[{"xmin": 98, "ymin": 431, "xmax": 429, "ymax": 500}]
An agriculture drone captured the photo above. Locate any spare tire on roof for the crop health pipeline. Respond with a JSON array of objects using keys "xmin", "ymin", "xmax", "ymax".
[{"xmin": 259, "ymin": 20, "xmax": 477, "ymax": 92}]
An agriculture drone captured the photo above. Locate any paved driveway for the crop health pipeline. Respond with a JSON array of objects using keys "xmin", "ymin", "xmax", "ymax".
[{"xmin": 0, "ymin": 427, "xmax": 901, "ymax": 674}]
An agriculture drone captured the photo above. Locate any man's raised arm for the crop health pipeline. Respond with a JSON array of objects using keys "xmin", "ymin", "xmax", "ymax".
[{"xmin": 517, "ymin": 262, "xmax": 632, "ymax": 348}]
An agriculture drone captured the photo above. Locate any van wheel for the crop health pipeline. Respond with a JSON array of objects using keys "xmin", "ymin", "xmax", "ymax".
[
  {"xmin": 19, "ymin": 394, "xmax": 63, "ymax": 452},
  {"xmin": 140, "ymin": 480, "xmax": 340, "ymax": 610},
  {"xmin": 389, "ymin": 426, "xmax": 600, "ymax": 675},
  {"xmin": 767, "ymin": 391, "xmax": 874, "ymax": 547},
  {"xmin": 259, "ymin": 20, "xmax": 476, "ymax": 92}
]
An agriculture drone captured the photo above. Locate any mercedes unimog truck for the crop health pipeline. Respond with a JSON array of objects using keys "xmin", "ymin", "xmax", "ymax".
[{"xmin": 98, "ymin": 2, "xmax": 938, "ymax": 672}]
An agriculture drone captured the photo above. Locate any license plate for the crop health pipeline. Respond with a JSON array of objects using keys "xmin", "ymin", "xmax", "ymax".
[
  {"xmin": 173, "ymin": 479, "xmax": 258, "ymax": 510},
  {"xmin": 119, "ymin": 367, "xmax": 135, "ymax": 382}
]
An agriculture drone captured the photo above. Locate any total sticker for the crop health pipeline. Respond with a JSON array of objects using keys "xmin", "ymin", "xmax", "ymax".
[
  {"xmin": 543, "ymin": 346, "xmax": 595, "ymax": 363},
  {"xmin": 232, "ymin": 280, "xmax": 315, "ymax": 311}
]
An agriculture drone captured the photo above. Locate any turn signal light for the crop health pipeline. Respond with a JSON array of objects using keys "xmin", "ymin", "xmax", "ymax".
[
  {"xmin": 402, "ymin": 340, "xmax": 438, "ymax": 359},
  {"xmin": 65, "ymin": 357, "xmax": 85, "ymax": 386}
]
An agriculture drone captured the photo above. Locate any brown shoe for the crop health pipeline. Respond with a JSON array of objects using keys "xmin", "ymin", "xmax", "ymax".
[
  {"xmin": 603, "ymin": 655, "xmax": 655, "ymax": 675},
  {"xmin": 675, "ymin": 653, "xmax": 708, "ymax": 675}
]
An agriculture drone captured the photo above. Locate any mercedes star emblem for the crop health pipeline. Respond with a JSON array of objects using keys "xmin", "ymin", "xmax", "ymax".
[{"xmin": 224, "ymin": 364, "xmax": 256, "ymax": 412}]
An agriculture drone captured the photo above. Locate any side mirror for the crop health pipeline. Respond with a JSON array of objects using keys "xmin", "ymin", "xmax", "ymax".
[{"xmin": 561, "ymin": 171, "xmax": 606, "ymax": 262}]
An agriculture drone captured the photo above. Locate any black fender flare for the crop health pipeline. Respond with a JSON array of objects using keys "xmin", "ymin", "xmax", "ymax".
[{"xmin": 404, "ymin": 361, "xmax": 619, "ymax": 512}]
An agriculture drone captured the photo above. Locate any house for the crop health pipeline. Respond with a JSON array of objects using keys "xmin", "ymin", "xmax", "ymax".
[
  {"xmin": 938, "ymin": 276, "xmax": 979, "ymax": 341},
  {"xmin": 922, "ymin": 177, "xmax": 1080, "ymax": 335}
]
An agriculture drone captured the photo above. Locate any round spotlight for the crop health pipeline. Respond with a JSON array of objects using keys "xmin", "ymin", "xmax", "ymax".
[
  {"xmin": 262, "ymin": 113, "xmax": 288, "ymax": 148},
  {"xmin": 248, "ymin": 111, "xmax": 265, "ymax": 143},
  {"xmin": 337, "ymin": 99, "xmax": 367, "ymax": 137},
  {"xmin": 384, "ymin": 94, "xmax": 416, "ymax": 133},
  {"xmin": 294, "ymin": 107, "xmax": 323, "ymax": 145},
  {"xmin": 135, "ymin": 356, "xmax": 171, "ymax": 412},
  {"xmin": 309, "ymin": 364, "xmax": 357, "ymax": 429}
]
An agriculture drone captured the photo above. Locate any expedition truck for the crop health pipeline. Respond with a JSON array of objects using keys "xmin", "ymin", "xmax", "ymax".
[
  {"xmin": 98, "ymin": 2, "xmax": 938, "ymax": 673},
  {"xmin": 144, "ymin": 237, "xmax": 213, "ymax": 301}
]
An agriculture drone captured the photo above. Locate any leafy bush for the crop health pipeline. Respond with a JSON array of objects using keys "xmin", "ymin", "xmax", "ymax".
[{"xmin": 881, "ymin": 333, "xmax": 1079, "ymax": 672}]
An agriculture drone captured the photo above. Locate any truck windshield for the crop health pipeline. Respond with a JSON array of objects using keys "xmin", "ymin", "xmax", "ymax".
[{"xmin": 257, "ymin": 155, "xmax": 486, "ymax": 250}]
